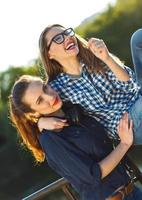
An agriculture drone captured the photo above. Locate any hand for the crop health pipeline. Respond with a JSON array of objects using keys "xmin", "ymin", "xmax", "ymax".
[
  {"xmin": 87, "ymin": 38, "xmax": 111, "ymax": 63},
  {"xmin": 37, "ymin": 117, "xmax": 69, "ymax": 132},
  {"xmin": 117, "ymin": 113, "xmax": 133, "ymax": 146}
]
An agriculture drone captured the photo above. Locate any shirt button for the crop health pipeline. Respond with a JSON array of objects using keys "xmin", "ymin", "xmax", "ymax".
[
  {"xmin": 76, "ymin": 130, "xmax": 80, "ymax": 134},
  {"xmin": 73, "ymin": 130, "xmax": 80, "ymax": 137}
]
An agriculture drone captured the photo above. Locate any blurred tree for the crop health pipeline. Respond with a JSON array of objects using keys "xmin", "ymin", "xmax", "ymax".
[
  {"xmin": 0, "ymin": 62, "xmax": 58, "ymax": 200},
  {"xmin": 0, "ymin": 65, "xmax": 38, "ymax": 103},
  {"xmin": 75, "ymin": 0, "xmax": 142, "ymax": 67}
]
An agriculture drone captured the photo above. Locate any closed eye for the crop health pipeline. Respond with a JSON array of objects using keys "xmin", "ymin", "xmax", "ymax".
[
  {"xmin": 38, "ymin": 98, "xmax": 43, "ymax": 105},
  {"xmin": 37, "ymin": 97, "xmax": 44, "ymax": 105}
]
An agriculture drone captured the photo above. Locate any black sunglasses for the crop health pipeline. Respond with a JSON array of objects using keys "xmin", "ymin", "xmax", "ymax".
[{"xmin": 47, "ymin": 28, "xmax": 75, "ymax": 50}]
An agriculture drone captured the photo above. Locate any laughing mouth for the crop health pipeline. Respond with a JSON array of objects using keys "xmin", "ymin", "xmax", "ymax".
[{"xmin": 65, "ymin": 41, "xmax": 76, "ymax": 50}]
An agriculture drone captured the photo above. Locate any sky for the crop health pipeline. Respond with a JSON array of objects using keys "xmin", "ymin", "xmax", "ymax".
[{"xmin": 0, "ymin": 0, "xmax": 116, "ymax": 72}]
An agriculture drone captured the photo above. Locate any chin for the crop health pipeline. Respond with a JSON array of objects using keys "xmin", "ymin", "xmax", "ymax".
[
  {"xmin": 72, "ymin": 47, "xmax": 79, "ymax": 54},
  {"xmin": 66, "ymin": 46, "xmax": 79, "ymax": 55}
]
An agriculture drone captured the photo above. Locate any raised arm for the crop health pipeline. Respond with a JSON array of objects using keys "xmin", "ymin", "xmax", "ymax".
[{"xmin": 88, "ymin": 38, "xmax": 130, "ymax": 81}]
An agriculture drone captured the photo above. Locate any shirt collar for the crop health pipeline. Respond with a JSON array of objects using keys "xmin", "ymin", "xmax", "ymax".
[{"xmin": 57, "ymin": 63, "xmax": 86, "ymax": 82}]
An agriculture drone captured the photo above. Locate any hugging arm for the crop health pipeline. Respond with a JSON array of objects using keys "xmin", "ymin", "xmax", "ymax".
[
  {"xmin": 40, "ymin": 114, "xmax": 133, "ymax": 184},
  {"xmin": 38, "ymin": 117, "xmax": 68, "ymax": 132}
]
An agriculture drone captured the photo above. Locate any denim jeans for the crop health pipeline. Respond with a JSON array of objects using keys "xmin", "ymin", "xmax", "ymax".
[
  {"xmin": 129, "ymin": 29, "xmax": 142, "ymax": 144},
  {"xmin": 124, "ymin": 186, "xmax": 142, "ymax": 200},
  {"xmin": 130, "ymin": 29, "xmax": 142, "ymax": 86}
]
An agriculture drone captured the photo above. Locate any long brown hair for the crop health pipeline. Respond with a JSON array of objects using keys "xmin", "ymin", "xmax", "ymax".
[
  {"xmin": 9, "ymin": 75, "xmax": 45, "ymax": 163},
  {"xmin": 39, "ymin": 24, "xmax": 104, "ymax": 81}
]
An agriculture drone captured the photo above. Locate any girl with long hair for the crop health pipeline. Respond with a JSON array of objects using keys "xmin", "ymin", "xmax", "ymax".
[
  {"xmin": 9, "ymin": 74, "xmax": 142, "ymax": 200},
  {"xmin": 38, "ymin": 24, "xmax": 142, "ymax": 144}
]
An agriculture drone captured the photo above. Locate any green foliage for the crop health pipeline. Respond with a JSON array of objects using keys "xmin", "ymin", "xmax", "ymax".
[
  {"xmin": 0, "ymin": 64, "xmax": 39, "ymax": 103},
  {"xmin": 0, "ymin": 60, "xmax": 48, "ymax": 145},
  {"xmin": 76, "ymin": 0, "xmax": 142, "ymax": 67},
  {"xmin": 0, "ymin": 62, "xmax": 56, "ymax": 200}
]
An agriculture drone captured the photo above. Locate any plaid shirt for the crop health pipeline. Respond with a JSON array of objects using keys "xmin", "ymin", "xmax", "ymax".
[{"xmin": 49, "ymin": 64, "xmax": 140, "ymax": 138}]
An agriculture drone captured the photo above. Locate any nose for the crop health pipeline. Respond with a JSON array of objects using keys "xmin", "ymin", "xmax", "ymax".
[
  {"xmin": 64, "ymin": 34, "xmax": 72, "ymax": 41},
  {"xmin": 44, "ymin": 92, "xmax": 55, "ymax": 100},
  {"xmin": 43, "ymin": 91, "xmax": 56, "ymax": 106},
  {"xmin": 64, "ymin": 36, "xmax": 71, "ymax": 46}
]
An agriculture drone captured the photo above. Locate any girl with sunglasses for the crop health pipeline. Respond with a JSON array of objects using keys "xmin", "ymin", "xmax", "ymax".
[
  {"xmin": 9, "ymin": 75, "xmax": 142, "ymax": 200},
  {"xmin": 38, "ymin": 24, "xmax": 142, "ymax": 144}
]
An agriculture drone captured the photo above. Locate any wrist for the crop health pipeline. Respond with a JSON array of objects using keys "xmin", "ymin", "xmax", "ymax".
[
  {"xmin": 103, "ymin": 54, "xmax": 113, "ymax": 64},
  {"xmin": 119, "ymin": 141, "xmax": 132, "ymax": 149}
]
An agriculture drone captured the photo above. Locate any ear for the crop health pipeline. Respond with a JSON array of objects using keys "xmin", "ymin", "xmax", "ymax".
[
  {"xmin": 48, "ymin": 53, "xmax": 52, "ymax": 59},
  {"xmin": 48, "ymin": 49, "xmax": 54, "ymax": 60}
]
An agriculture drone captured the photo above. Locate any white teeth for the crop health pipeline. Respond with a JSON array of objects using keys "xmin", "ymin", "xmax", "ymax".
[{"xmin": 66, "ymin": 42, "xmax": 75, "ymax": 50}]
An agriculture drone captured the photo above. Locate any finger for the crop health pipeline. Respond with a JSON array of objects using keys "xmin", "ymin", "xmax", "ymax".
[
  {"xmin": 119, "ymin": 113, "xmax": 126, "ymax": 131},
  {"xmin": 121, "ymin": 114, "xmax": 127, "ymax": 131},
  {"xmin": 55, "ymin": 124, "xmax": 64, "ymax": 129},
  {"xmin": 64, "ymin": 123, "xmax": 69, "ymax": 127},
  {"xmin": 118, "ymin": 118, "xmax": 123, "ymax": 132},
  {"xmin": 54, "ymin": 121, "xmax": 66, "ymax": 127},
  {"xmin": 60, "ymin": 119, "xmax": 67, "ymax": 122},
  {"xmin": 93, "ymin": 38, "xmax": 102, "ymax": 42},
  {"xmin": 117, "ymin": 122, "xmax": 120, "ymax": 133},
  {"xmin": 94, "ymin": 40, "xmax": 104, "ymax": 45},
  {"xmin": 94, "ymin": 45, "xmax": 104, "ymax": 50},
  {"xmin": 96, "ymin": 43, "xmax": 105, "ymax": 47},
  {"xmin": 122, "ymin": 112, "xmax": 127, "ymax": 121},
  {"xmin": 124, "ymin": 113, "xmax": 129, "ymax": 126},
  {"xmin": 88, "ymin": 38, "xmax": 101, "ymax": 46},
  {"xmin": 129, "ymin": 119, "xmax": 133, "ymax": 130},
  {"xmin": 55, "ymin": 118, "xmax": 67, "ymax": 122}
]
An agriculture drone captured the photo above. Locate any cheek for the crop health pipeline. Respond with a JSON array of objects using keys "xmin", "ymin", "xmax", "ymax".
[
  {"xmin": 55, "ymin": 46, "xmax": 65, "ymax": 56},
  {"xmin": 42, "ymin": 104, "xmax": 53, "ymax": 114},
  {"xmin": 49, "ymin": 46, "xmax": 64, "ymax": 60}
]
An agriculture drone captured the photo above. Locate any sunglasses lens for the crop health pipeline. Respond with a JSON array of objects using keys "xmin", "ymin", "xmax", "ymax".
[
  {"xmin": 51, "ymin": 28, "xmax": 75, "ymax": 47},
  {"xmin": 65, "ymin": 28, "xmax": 75, "ymax": 36},
  {"xmin": 53, "ymin": 34, "xmax": 64, "ymax": 44}
]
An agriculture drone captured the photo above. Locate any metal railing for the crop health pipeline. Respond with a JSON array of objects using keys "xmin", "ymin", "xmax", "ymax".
[{"xmin": 22, "ymin": 178, "xmax": 79, "ymax": 200}]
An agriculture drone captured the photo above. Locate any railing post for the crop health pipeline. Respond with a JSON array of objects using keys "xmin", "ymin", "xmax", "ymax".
[
  {"xmin": 22, "ymin": 178, "xmax": 79, "ymax": 200},
  {"xmin": 62, "ymin": 185, "xmax": 78, "ymax": 200}
]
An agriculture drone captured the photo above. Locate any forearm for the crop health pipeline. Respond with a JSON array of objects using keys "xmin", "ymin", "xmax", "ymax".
[
  {"xmin": 99, "ymin": 142, "xmax": 130, "ymax": 179},
  {"xmin": 105, "ymin": 54, "xmax": 130, "ymax": 81}
]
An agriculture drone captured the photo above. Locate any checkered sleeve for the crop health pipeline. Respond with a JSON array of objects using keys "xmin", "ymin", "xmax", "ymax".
[{"xmin": 106, "ymin": 65, "xmax": 139, "ymax": 91}]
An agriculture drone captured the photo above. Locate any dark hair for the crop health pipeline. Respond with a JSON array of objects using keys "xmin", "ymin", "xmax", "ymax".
[
  {"xmin": 39, "ymin": 24, "xmax": 105, "ymax": 81},
  {"xmin": 9, "ymin": 75, "xmax": 45, "ymax": 163}
]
